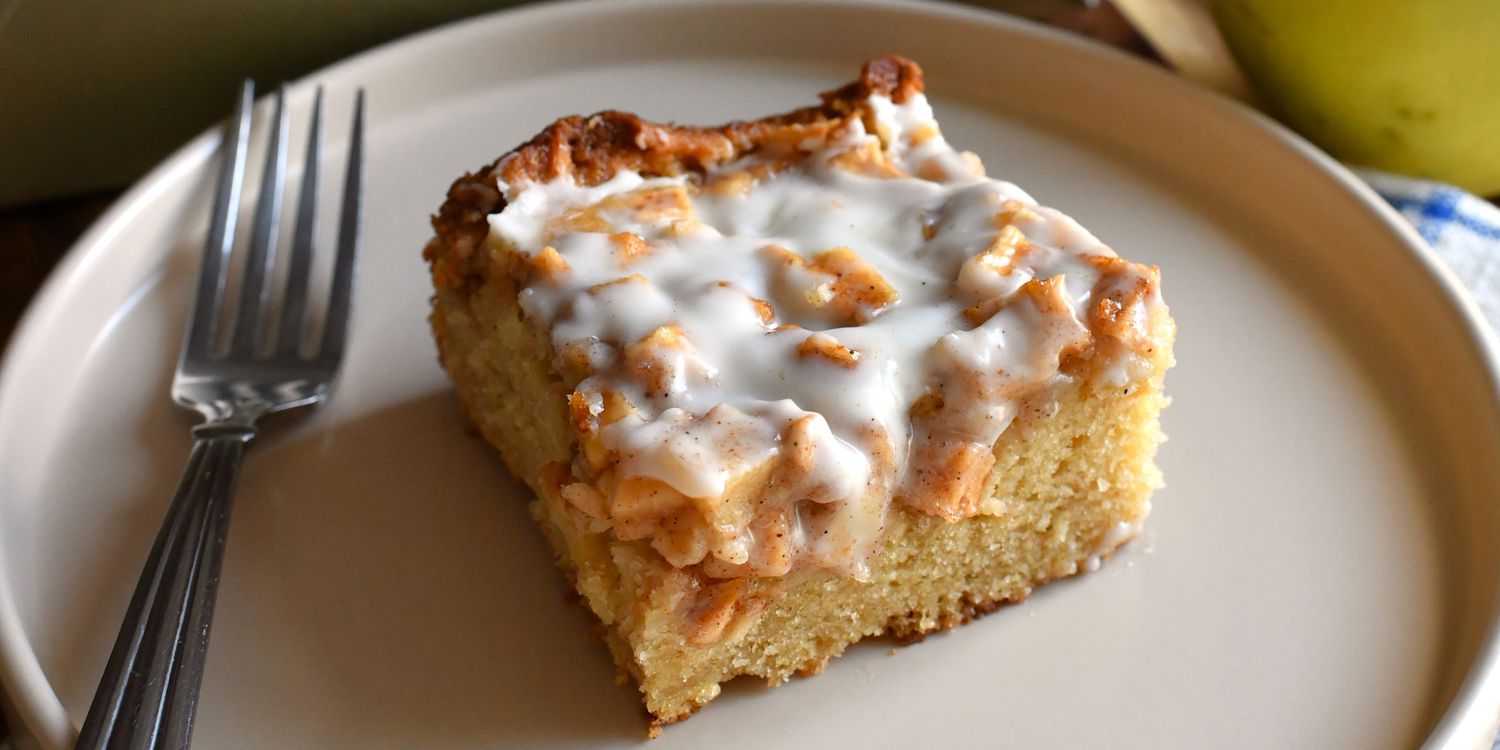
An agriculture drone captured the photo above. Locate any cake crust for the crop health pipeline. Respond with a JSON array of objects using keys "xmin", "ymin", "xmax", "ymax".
[{"xmin": 425, "ymin": 56, "xmax": 923, "ymax": 292}]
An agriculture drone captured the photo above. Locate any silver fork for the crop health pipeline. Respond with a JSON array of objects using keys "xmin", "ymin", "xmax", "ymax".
[{"xmin": 75, "ymin": 81, "xmax": 365, "ymax": 750}]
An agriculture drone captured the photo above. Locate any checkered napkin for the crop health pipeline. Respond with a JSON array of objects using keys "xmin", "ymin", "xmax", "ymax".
[{"xmin": 1358, "ymin": 170, "xmax": 1500, "ymax": 334}]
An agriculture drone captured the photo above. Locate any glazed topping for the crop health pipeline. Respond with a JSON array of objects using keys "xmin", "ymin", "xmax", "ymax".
[{"xmin": 489, "ymin": 93, "xmax": 1167, "ymax": 579}]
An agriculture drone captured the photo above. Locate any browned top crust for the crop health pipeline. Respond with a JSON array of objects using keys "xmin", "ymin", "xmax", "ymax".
[
  {"xmin": 424, "ymin": 56, "xmax": 925, "ymax": 289},
  {"xmin": 495, "ymin": 55, "xmax": 924, "ymax": 188}
]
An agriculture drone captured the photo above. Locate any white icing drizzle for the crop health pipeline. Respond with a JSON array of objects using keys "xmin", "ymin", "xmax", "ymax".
[{"xmin": 488, "ymin": 93, "xmax": 1166, "ymax": 578}]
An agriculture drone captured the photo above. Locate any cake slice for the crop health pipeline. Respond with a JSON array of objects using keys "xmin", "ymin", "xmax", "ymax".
[{"xmin": 424, "ymin": 56, "xmax": 1174, "ymax": 732}]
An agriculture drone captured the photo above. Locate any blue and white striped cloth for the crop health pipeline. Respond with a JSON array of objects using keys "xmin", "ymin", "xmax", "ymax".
[{"xmin": 1359, "ymin": 170, "xmax": 1500, "ymax": 334}]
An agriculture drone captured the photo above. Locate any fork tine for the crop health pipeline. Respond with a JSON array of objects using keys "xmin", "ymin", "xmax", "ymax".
[
  {"xmin": 183, "ymin": 81, "xmax": 253, "ymax": 360},
  {"xmin": 86, "ymin": 85, "xmax": 366, "ymax": 750},
  {"xmin": 276, "ymin": 87, "xmax": 324, "ymax": 357},
  {"xmin": 229, "ymin": 86, "xmax": 289, "ymax": 357},
  {"xmin": 316, "ymin": 88, "xmax": 365, "ymax": 364}
]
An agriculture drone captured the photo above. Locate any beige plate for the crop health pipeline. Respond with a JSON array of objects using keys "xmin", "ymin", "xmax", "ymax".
[{"xmin": 5, "ymin": 1, "xmax": 1500, "ymax": 747}]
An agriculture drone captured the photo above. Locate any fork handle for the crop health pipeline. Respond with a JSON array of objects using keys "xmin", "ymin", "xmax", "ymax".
[{"xmin": 75, "ymin": 425, "xmax": 254, "ymax": 750}]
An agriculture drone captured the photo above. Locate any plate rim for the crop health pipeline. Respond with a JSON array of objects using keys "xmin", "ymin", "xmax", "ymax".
[{"xmin": 3, "ymin": 0, "xmax": 1499, "ymax": 747}]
